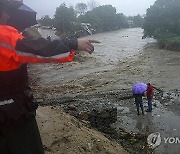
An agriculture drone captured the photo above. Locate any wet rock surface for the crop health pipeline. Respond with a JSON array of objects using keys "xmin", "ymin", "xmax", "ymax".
[{"xmin": 38, "ymin": 91, "xmax": 127, "ymax": 131}]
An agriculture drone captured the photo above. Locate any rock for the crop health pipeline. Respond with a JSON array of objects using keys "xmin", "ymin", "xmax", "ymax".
[
  {"xmin": 67, "ymin": 104, "xmax": 77, "ymax": 111},
  {"xmin": 36, "ymin": 98, "xmax": 44, "ymax": 103},
  {"xmin": 153, "ymin": 103, "xmax": 157, "ymax": 107},
  {"xmin": 89, "ymin": 107, "xmax": 117, "ymax": 132},
  {"xmin": 79, "ymin": 111, "xmax": 90, "ymax": 121},
  {"xmin": 130, "ymin": 138, "xmax": 137, "ymax": 144}
]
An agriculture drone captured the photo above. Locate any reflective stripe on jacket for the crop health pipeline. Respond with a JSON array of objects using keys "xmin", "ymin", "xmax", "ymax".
[{"xmin": 0, "ymin": 25, "xmax": 75, "ymax": 71}]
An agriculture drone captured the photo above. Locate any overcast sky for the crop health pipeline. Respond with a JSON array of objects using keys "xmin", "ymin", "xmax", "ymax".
[{"xmin": 24, "ymin": 0, "xmax": 156, "ymax": 19}]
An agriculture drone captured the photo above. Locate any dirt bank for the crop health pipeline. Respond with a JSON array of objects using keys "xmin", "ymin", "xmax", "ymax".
[{"xmin": 37, "ymin": 106, "xmax": 128, "ymax": 154}]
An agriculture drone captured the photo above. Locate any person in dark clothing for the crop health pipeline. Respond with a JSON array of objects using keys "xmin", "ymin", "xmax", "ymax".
[
  {"xmin": 0, "ymin": 2, "xmax": 100, "ymax": 154},
  {"xmin": 134, "ymin": 93, "xmax": 145, "ymax": 115}
]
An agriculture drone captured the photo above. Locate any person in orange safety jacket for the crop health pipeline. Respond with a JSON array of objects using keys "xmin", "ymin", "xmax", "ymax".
[{"xmin": 0, "ymin": 2, "xmax": 100, "ymax": 154}]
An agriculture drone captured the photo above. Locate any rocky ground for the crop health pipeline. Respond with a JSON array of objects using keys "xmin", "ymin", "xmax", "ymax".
[{"xmin": 29, "ymin": 43, "xmax": 180, "ymax": 154}]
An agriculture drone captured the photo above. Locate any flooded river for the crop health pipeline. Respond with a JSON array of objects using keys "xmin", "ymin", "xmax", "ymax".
[
  {"xmin": 32, "ymin": 28, "xmax": 155, "ymax": 85},
  {"xmin": 85, "ymin": 28, "xmax": 155, "ymax": 64}
]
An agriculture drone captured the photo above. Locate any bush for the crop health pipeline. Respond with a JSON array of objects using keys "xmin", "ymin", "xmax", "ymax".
[{"xmin": 158, "ymin": 36, "xmax": 180, "ymax": 51}]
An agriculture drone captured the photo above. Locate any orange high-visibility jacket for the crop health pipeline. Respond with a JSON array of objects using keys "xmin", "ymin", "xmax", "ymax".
[{"xmin": 0, "ymin": 25, "xmax": 75, "ymax": 72}]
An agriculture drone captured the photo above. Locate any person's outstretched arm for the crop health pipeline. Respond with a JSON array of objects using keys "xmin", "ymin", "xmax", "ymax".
[
  {"xmin": 16, "ymin": 37, "xmax": 100, "ymax": 56},
  {"xmin": 15, "ymin": 36, "xmax": 100, "ymax": 63},
  {"xmin": 15, "ymin": 37, "xmax": 76, "ymax": 63}
]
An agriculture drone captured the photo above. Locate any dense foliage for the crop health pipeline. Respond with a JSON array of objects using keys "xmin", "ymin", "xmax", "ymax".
[
  {"xmin": 38, "ymin": 2, "xmax": 144, "ymax": 36},
  {"xmin": 38, "ymin": 15, "xmax": 54, "ymax": 27},
  {"xmin": 143, "ymin": 0, "xmax": 180, "ymax": 50},
  {"xmin": 54, "ymin": 3, "xmax": 76, "ymax": 34},
  {"xmin": 78, "ymin": 5, "xmax": 128, "ymax": 32},
  {"xmin": 75, "ymin": 3, "xmax": 87, "ymax": 16}
]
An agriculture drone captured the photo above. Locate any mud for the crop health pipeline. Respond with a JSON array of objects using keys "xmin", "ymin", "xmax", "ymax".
[{"xmin": 29, "ymin": 28, "xmax": 180, "ymax": 154}]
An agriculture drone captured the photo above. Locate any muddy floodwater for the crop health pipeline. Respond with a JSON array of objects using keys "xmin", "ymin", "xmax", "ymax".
[
  {"xmin": 89, "ymin": 28, "xmax": 155, "ymax": 64},
  {"xmin": 30, "ymin": 28, "xmax": 155, "ymax": 85},
  {"xmin": 29, "ymin": 28, "xmax": 180, "ymax": 154}
]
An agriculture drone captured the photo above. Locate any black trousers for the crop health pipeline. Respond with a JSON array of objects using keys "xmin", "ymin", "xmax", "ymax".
[{"xmin": 0, "ymin": 117, "xmax": 44, "ymax": 154}]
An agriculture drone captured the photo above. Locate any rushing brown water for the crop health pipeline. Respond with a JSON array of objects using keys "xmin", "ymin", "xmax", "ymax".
[
  {"xmin": 30, "ymin": 28, "xmax": 155, "ymax": 85},
  {"xmin": 85, "ymin": 28, "xmax": 155, "ymax": 64}
]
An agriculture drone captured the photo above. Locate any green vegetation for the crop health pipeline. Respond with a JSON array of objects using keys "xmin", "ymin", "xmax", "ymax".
[
  {"xmin": 78, "ymin": 5, "xmax": 128, "ymax": 32},
  {"xmin": 54, "ymin": 3, "xmax": 77, "ymax": 35},
  {"xmin": 143, "ymin": 0, "xmax": 180, "ymax": 50},
  {"xmin": 38, "ymin": 2, "xmax": 144, "ymax": 36},
  {"xmin": 75, "ymin": 3, "xmax": 87, "ymax": 16}
]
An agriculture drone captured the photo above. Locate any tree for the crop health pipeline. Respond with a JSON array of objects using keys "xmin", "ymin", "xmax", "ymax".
[
  {"xmin": 116, "ymin": 13, "xmax": 128, "ymax": 28},
  {"xmin": 75, "ymin": 3, "xmax": 87, "ymax": 16},
  {"xmin": 54, "ymin": 3, "xmax": 76, "ymax": 34},
  {"xmin": 38, "ymin": 15, "xmax": 53, "ymax": 26},
  {"xmin": 91, "ymin": 5, "xmax": 118, "ymax": 31},
  {"xmin": 87, "ymin": 0, "xmax": 99, "ymax": 10},
  {"xmin": 143, "ymin": 0, "xmax": 180, "ymax": 50},
  {"xmin": 78, "ymin": 4, "xmax": 129, "ymax": 32},
  {"xmin": 143, "ymin": 0, "xmax": 180, "ymax": 38},
  {"xmin": 133, "ymin": 15, "xmax": 144, "ymax": 27}
]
